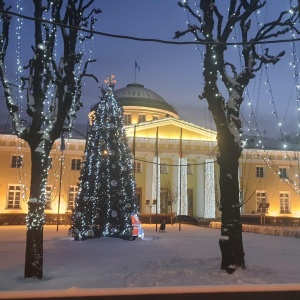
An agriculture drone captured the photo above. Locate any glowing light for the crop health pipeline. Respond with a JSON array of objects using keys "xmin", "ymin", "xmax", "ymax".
[
  {"xmin": 177, "ymin": 158, "xmax": 188, "ymax": 215},
  {"xmin": 204, "ymin": 158, "xmax": 215, "ymax": 218}
]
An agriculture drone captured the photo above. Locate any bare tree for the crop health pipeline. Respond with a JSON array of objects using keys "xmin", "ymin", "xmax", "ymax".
[
  {"xmin": 161, "ymin": 178, "xmax": 177, "ymax": 224},
  {"xmin": 175, "ymin": 0, "xmax": 299, "ymax": 273},
  {"xmin": 0, "ymin": 0, "xmax": 100, "ymax": 278}
]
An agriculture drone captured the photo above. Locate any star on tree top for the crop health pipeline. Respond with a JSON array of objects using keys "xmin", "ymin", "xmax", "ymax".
[{"xmin": 104, "ymin": 75, "xmax": 116, "ymax": 89}]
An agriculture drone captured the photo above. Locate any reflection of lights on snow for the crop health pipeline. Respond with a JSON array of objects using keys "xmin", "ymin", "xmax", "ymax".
[{"xmin": 204, "ymin": 158, "xmax": 215, "ymax": 218}]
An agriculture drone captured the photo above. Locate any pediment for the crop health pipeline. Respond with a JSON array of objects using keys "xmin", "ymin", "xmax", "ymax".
[{"xmin": 125, "ymin": 118, "xmax": 216, "ymax": 141}]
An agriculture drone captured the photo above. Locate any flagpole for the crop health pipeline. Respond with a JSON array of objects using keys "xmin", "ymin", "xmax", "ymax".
[
  {"xmin": 133, "ymin": 125, "xmax": 136, "ymax": 181},
  {"xmin": 134, "ymin": 63, "xmax": 136, "ymax": 83},
  {"xmin": 179, "ymin": 128, "xmax": 182, "ymax": 232},
  {"xmin": 57, "ymin": 133, "xmax": 65, "ymax": 231},
  {"xmin": 155, "ymin": 127, "xmax": 159, "ymax": 232}
]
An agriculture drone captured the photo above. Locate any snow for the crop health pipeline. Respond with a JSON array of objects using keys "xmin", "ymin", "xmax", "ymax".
[{"xmin": 1, "ymin": 224, "xmax": 300, "ymax": 298}]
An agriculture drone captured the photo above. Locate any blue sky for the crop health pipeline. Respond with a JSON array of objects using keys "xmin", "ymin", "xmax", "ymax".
[{"xmin": 1, "ymin": 0, "xmax": 299, "ymax": 139}]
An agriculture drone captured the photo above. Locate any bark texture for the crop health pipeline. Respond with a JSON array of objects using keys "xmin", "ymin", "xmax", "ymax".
[
  {"xmin": 175, "ymin": 0, "xmax": 300, "ymax": 273},
  {"xmin": 0, "ymin": 0, "xmax": 100, "ymax": 278}
]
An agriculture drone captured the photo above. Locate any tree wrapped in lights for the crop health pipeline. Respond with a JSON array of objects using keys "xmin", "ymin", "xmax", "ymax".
[
  {"xmin": 0, "ymin": 1, "xmax": 100, "ymax": 278},
  {"xmin": 70, "ymin": 75, "xmax": 140, "ymax": 241},
  {"xmin": 175, "ymin": 0, "xmax": 300, "ymax": 273}
]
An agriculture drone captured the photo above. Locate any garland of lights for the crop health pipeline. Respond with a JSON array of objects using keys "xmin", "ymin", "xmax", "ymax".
[
  {"xmin": 177, "ymin": 157, "xmax": 188, "ymax": 215},
  {"xmin": 204, "ymin": 158, "xmax": 215, "ymax": 218},
  {"xmin": 152, "ymin": 156, "xmax": 161, "ymax": 213}
]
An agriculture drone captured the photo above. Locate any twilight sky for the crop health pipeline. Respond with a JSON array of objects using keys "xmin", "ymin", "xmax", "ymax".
[{"xmin": 0, "ymin": 0, "xmax": 299, "ymax": 140}]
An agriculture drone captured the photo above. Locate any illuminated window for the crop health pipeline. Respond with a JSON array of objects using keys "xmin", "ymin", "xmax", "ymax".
[
  {"xmin": 124, "ymin": 113, "xmax": 132, "ymax": 125},
  {"xmin": 280, "ymin": 192, "xmax": 290, "ymax": 214},
  {"xmin": 68, "ymin": 186, "xmax": 78, "ymax": 210},
  {"xmin": 160, "ymin": 163, "xmax": 168, "ymax": 174},
  {"xmin": 7, "ymin": 185, "xmax": 21, "ymax": 209},
  {"xmin": 45, "ymin": 186, "xmax": 52, "ymax": 210},
  {"xmin": 279, "ymin": 167, "xmax": 288, "ymax": 179},
  {"xmin": 256, "ymin": 166, "xmax": 265, "ymax": 178},
  {"xmin": 11, "ymin": 156, "xmax": 22, "ymax": 168},
  {"xmin": 153, "ymin": 115, "xmax": 159, "ymax": 121},
  {"xmin": 71, "ymin": 158, "xmax": 82, "ymax": 170},
  {"xmin": 138, "ymin": 114, "xmax": 146, "ymax": 123},
  {"xmin": 134, "ymin": 161, "xmax": 142, "ymax": 173},
  {"xmin": 256, "ymin": 191, "xmax": 268, "ymax": 213}
]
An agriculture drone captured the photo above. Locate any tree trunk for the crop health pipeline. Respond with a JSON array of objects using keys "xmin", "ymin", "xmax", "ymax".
[
  {"xmin": 24, "ymin": 144, "xmax": 50, "ymax": 278},
  {"xmin": 217, "ymin": 134, "xmax": 245, "ymax": 273},
  {"xmin": 24, "ymin": 225, "xmax": 43, "ymax": 278}
]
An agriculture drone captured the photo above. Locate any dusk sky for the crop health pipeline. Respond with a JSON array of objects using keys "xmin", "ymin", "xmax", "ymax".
[{"xmin": 1, "ymin": 0, "xmax": 299, "ymax": 139}]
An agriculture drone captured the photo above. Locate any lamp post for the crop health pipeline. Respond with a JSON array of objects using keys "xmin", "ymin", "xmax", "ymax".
[{"xmin": 153, "ymin": 199, "xmax": 157, "ymax": 230}]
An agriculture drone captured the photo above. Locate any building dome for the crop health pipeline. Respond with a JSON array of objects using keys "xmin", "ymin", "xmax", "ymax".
[{"xmin": 114, "ymin": 83, "xmax": 178, "ymax": 118}]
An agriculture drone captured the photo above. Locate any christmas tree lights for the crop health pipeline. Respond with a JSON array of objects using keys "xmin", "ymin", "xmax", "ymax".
[{"xmin": 70, "ymin": 76, "xmax": 140, "ymax": 241}]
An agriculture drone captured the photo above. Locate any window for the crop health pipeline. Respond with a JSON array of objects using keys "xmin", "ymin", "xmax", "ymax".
[
  {"xmin": 7, "ymin": 185, "xmax": 21, "ymax": 209},
  {"xmin": 68, "ymin": 186, "xmax": 78, "ymax": 210},
  {"xmin": 138, "ymin": 114, "xmax": 146, "ymax": 123},
  {"xmin": 123, "ymin": 113, "xmax": 132, "ymax": 125},
  {"xmin": 11, "ymin": 156, "xmax": 22, "ymax": 168},
  {"xmin": 71, "ymin": 158, "xmax": 82, "ymax": 170},
  {"xmin": 160, "ymin": 163, "xmax": 168, "ymax": 174},
  {"xmin": 279, "ymin": 167, "xmax": 288, "ymax": 179},
  {"xmin": 256, "ymin": 166, "xmax": 265, "ymax": 178},
  {"xmin": 280, "ymin": 192, "xmax": 290, "ymax": 214},
  {"xmin": 134, "ymin": 161, "xmax": 142, "ymax": 173},
  {"xmin": 256, "ymin": 191, "xmax": 268, "ymax": 213},
  {"xmin": 187, "ymin": 164, "xmax": 193, "ymax": 175},
  {"xmin": 45, "ymin": 186, "xmax": 52, "ymax": 210},
  {"xmin": 153, "ymin": 115, "xmax": 159, "ymax": 121}
]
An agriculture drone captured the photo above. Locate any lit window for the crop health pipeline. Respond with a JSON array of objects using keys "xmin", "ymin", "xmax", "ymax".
[
  {"xmin": 153, "ymin": 115, "xmax": 159, "ymax": 121},
  {"xmin": 256, "ymin": 191, "xmax": 268, "ymax": 213},
  {"xmin": 280, "ymin": 192, "xmax": 290, "ymax": 214},
  {"xmin": 256, "ymin": 166, "xmax": 264, "ymax": 178},
  {"xmin": 279, "ymin": 167, "xmax": 288, "ymax": 179},
  {"xmin": 138, "ymin": 114, "xmax": 146, "ymax": 123},
  {"xmin": 124, "ymin": 113, "xmax": 132, "ymax": 125},
  {"xmin": 160, "ymin": 163, "xmax": 168, "ymax": 174},
  {"xmin": 68, "ymin": 186, "xmax": 78, "ymax": 210},
  {"xmin": 45, "ymin": 186, "xmax": 52, "ymax": 210},
  {"xmin": 7, "ymin": 185, "xmax": 21, "ymax": 209},
  {"xmin": 134, "ymin": 162, "xmax": 142, "ymax": 173},
  {"xmin": 71, "ymin": 159, "xmax": 82, "ymax": 170},
  {"xmin": 11, "ymin": 156, "xmax": 22, "ymax": 168}
]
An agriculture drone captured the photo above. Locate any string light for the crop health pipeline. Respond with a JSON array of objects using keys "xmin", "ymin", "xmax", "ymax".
[{"xmin": 70, "ymin": 77, "xmax": 140, "ymax": 241}]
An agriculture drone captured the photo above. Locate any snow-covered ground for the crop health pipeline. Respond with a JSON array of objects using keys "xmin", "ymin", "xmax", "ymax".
[{"xmin": 1, "ymin": 224, "xmax": 300, "ymax": 297}]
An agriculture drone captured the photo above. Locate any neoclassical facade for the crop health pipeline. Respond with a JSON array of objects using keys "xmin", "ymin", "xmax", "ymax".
[{"xmin": 0, "ymin": 83, "xmax": 300, "ymax": 220}]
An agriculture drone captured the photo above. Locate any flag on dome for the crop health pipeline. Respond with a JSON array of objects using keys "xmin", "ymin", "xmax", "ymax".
[{"xmin": 135, "ymin": 60, "xmax": 140, "ymax": 71}]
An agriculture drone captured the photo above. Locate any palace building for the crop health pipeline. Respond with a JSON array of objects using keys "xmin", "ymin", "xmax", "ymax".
[{"xmin": 1, "ymin": 83, "xmax": 300, "ymax": 223}]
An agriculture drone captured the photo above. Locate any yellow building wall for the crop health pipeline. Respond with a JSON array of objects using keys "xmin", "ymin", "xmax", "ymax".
[{"xmin": 241, "ymin": 156, "xmax": 300, "ymax": 218}]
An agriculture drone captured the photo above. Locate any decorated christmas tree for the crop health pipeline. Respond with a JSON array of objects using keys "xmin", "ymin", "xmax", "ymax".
[{"xmin": 70, "ymin": 75, "xmax": 140, "ymax": 241}]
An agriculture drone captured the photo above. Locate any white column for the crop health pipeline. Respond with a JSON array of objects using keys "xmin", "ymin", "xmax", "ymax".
[
  {"xmin": 172, "ymin": 157, "xmax": 178, "ymax": 215},
  {"xmin": 152, "ymin": 156, "xmax": 160, "ymax": 213},
  {"xmin": 204, "ymin": 158, "xmax": 216, "ymax": 218},
  {"xmin": 144, "ymin": 153, "xmax": 154, "ymax": 212},
  {"xmin": 177, "ymin": 157, "xmax": 188, "ymax": 215},
  {"xmin": 196, "ymin": 157, "xmax": 205, "ymax": 218}
]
